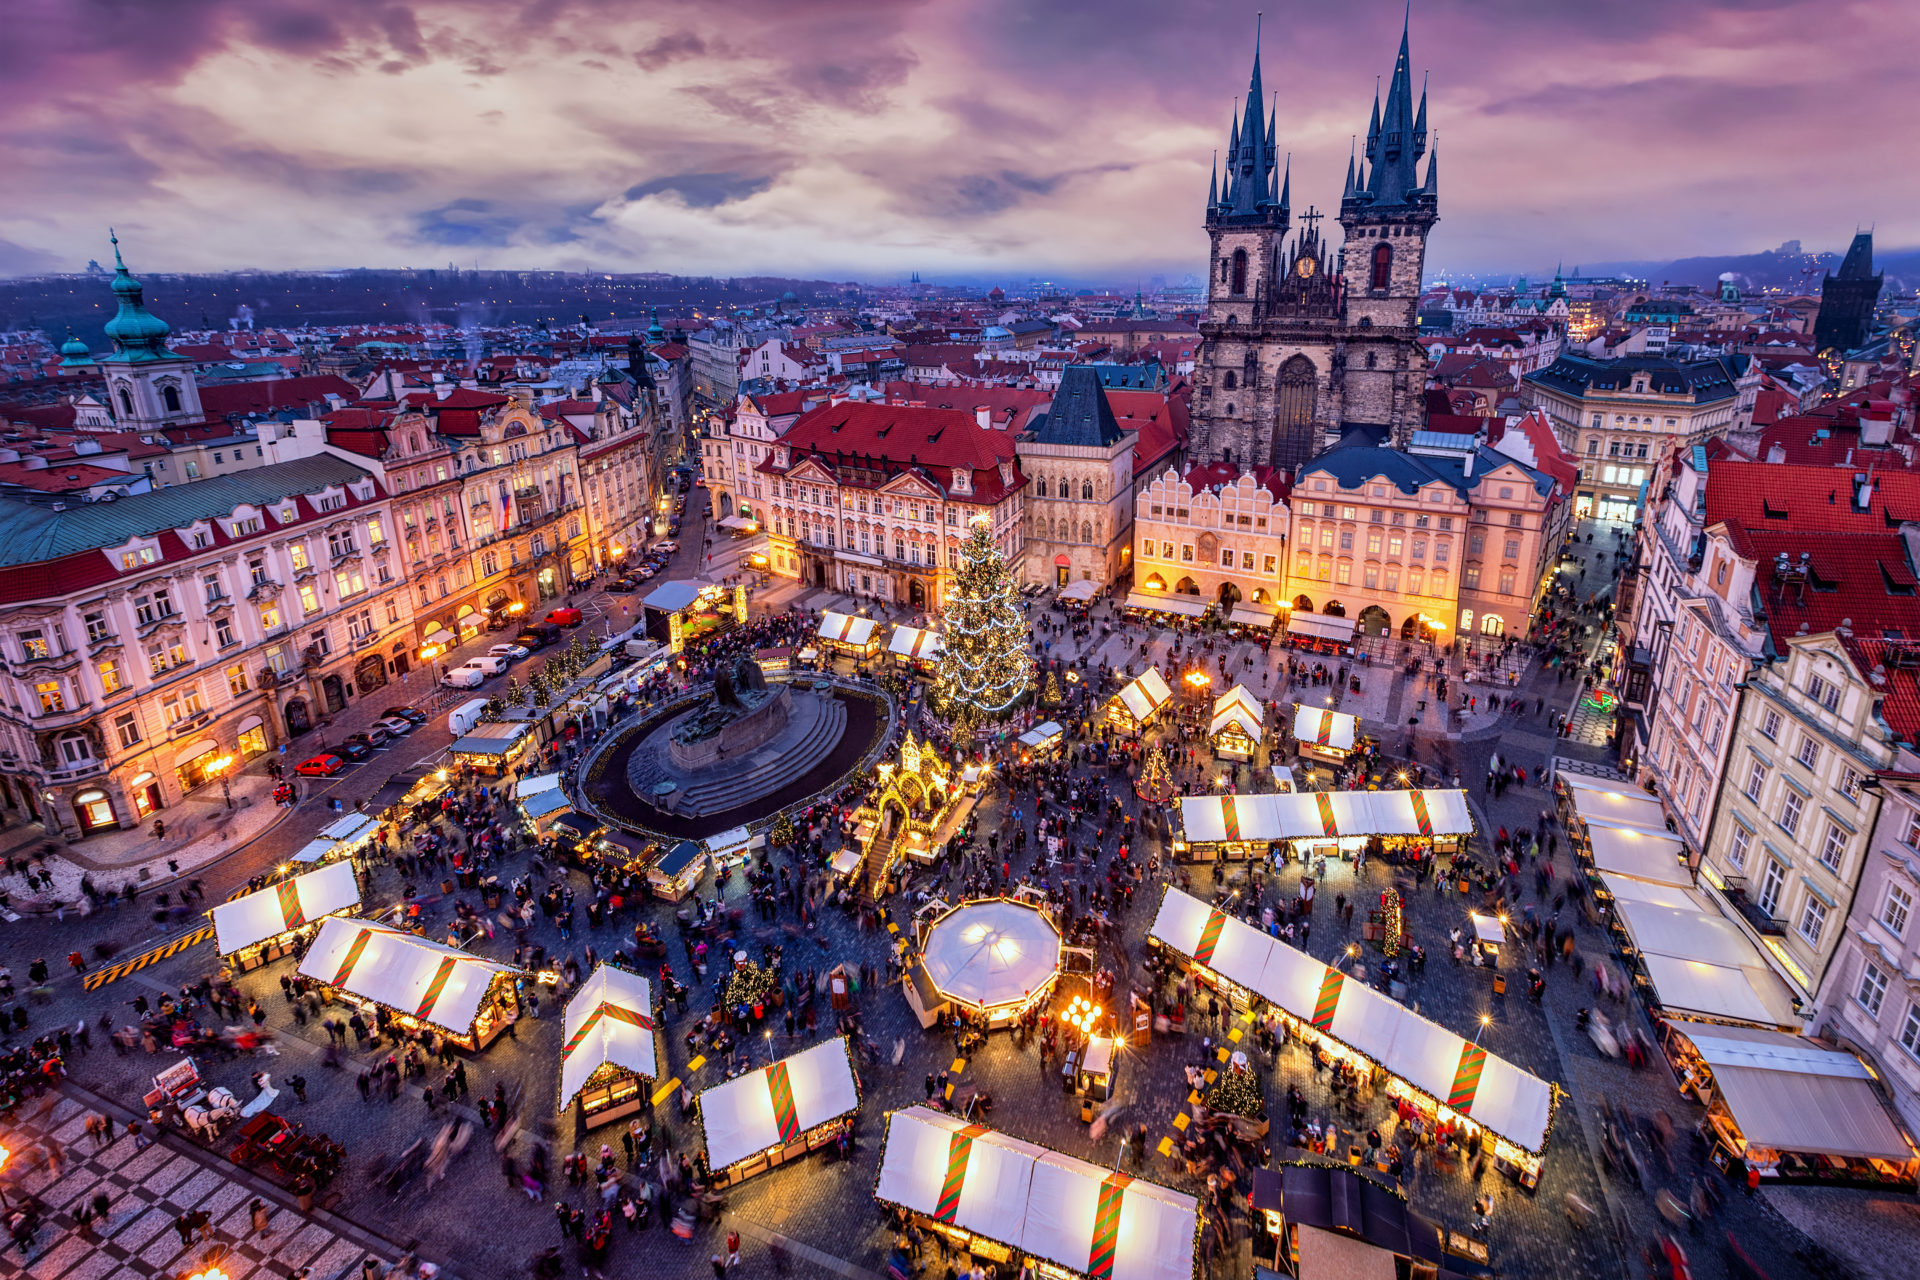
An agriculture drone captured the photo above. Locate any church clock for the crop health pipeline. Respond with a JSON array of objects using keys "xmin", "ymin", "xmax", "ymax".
[{"xmin": 1295, "ymin": 253, "xmax": 1317, "ymax": 278}]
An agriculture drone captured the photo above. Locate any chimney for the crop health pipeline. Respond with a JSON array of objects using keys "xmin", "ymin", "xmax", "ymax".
[
  {"xmin": 1765, "ymin": 443, "xmax": 1786, "ymax": 464},
  {"xmin": 975, "ymin": 405, "xmax": 992, "ymax": 429}
]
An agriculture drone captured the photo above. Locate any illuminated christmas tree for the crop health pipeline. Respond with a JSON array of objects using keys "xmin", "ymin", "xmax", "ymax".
[
  {"xmin": 933, "ymin": 519, "xmax": 1033, "ymax": 726},
  {"xmin": 1381, "ymin": 885, "xmax": 1405, "ymax": 957},
  {"xmin": 1135, "ymin": 745, "xmax": 1175, "ymax": 803},
  {"xmin": 1042, "ymin": 670, "xmax": 1063, "ymax": 706}
]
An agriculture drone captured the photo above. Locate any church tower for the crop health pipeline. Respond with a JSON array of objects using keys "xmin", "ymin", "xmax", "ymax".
[
  {"xmin": 1336, "ymin": 14, "xmax": 1438, "ymax": 447},
  {"xmin": 1813, "ymin": 232, "xmax": 1882, "ymax": 355},
  {"xmin": 94, "ymin": 232, "xmax": 202, "ymax": 431}
]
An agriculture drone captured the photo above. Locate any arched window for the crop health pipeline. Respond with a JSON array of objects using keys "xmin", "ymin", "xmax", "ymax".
[
  {"xmin": 1370, "ymin": 242, "xmax": 1392, "ymax": 291},
  {"xmin": 161, "ymin": 385, "xmax": 182, "ymax": 413},
  {"xmin": 1081, "ymin": 522, "xmax": 1093, "ymax": 544},
  {"xmin": 1231, "ymin": 249, "xmax": 1248, "ymax": 296},
  {"xmin": 1081, "ymin": 480, "xmax": 1094, "ymax": 501},
  {"xmin": 1224, "ymin": 371, "xmax": 1237, "ymax": 391},
  {"xmin": 117, "ymin": 386, "xmax": 132, "ymax": 416},
  {"xmin": 1035, "ymin": 477, "xmax": 1047, "ymax": 498}
]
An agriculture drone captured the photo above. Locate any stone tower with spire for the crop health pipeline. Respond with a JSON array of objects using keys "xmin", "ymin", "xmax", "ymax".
[
  {"xmin": 1192, "ymin": 11, "xmax": 1438, "ymax": 467},
  {"xmin": 1813, "ymin": 231, "xmax": 1882, "ymax": 356},
  {"xmin": 95, "ymin": 231, "xmax": 202, "ymax": 430}
]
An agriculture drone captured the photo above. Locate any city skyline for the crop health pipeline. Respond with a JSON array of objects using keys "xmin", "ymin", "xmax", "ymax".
[{"xmin": 4, "ymin": 0, "xmax": 1911, "ymax": 282}]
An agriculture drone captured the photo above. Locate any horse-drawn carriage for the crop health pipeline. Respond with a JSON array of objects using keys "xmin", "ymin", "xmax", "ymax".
[{"xmin": 228, "ymin": 1113, "xmax": 345, "ymax": 1188}]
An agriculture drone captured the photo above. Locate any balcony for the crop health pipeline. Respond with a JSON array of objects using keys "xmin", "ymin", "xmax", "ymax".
[
  {"xmin": 1716, "ymin": 880, "xmax": 1786, "ymax": 936},
  {"xmin": 45, "ymin": 759, "xmax": 106, "ymax": 785},
  {"xmin": 248, "ymin": 579, "xmax": 282, "ymax": 602}
]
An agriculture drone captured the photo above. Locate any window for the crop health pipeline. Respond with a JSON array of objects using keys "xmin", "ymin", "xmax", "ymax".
[
  {"xmin": 119, "ymin": 546, "xmax": 157, "ymax": 570},
  {"xmin": 1230, "ymin": 248, "xmax": 1248, "ymax": 295},
  {"xmin": 1758, "ymin": 859, "xmax": 1785, "ymax": 916},
  {"xmin": 84, "ymin": 612, "xmax": 109, "ymax": 643},
  {"xmin": 1181, "ymin": 544, "xmax": 1193, "ymax": 562},
  {"xmin": 226, "ymin": 664, "xmax": 248, "ymax": 696},
  {"xmin": 215, "ymin": 617, "xmax": 235, "ymax": 648},
  {"xmin": 1728, "ymin": 824, "xmax": 1751, "ymax": 870},
  {"xmin": 1743, "ymin": 758, "xmax": 1767, "ymax": 801},
  {"xmin": 1263, "ymin": 555, "xmax": 1277, "ymax": 574},
  {"xmin": 366, "ymin": 518, "xmax": 386, "ymax": 547},
  {"xmin": 59, "ymin": 734, "xmax": 91, "ymax": 766},
  {"xmin": 1779, "ymin": 789, "xmax": 1803, "ymax": 836},
  {"xmin": 1807, "ymin": 673, "xmax": 1841, "ymax": 712},
  {"xmin": 1433, "ymin": 540, "xmax": 1449, "ymax": 564},
  {"xmin": 1369, "ymin": 242, "xmax": 1392, "ymax": 291},
  {"xmin": 1503, "ymin": 538, "xmax": 1521, "ymax": 559},
  {"xmin": 1902, "ymin": 1005, "xmax": 1920, "ymax": 1058},
  {"xmin": 133, "ymin": 590, "xmax": 175, "ymax": 626},
  {"xmin": 1462, "ymin": 566, "xmax": 1479, "ymax": 589},
  {"xmin": 259, "ymin": 603, "xmax": 282, "ymax": 630},
  {"xmin": 1841, "ymin": 768, "xmax": 1863, "ymax": 802},
  {"xmin": 1498, "ymin": 569, "xmax": 1517, "ymax": 594},
  {"xmin": 1882, "ymin": 884, "xmax": 1912, "ymax": 936},
  {"xmin": 1796, "ymin": 736, "xmax": 1820, "ymax": 770},
  {"xmin": 310, "ymin": 630, "xmax": 331, "ymax": 658},
  {"xmin": 299, "ymin": 584, "xmax": 321, "ymax": 615},
  {"xmin": 34, "ymin": 680, "xmax": 65, "ymax": 713},
  {"xmin": 1759, "ymin": 708, "xmax": 1780, "ymax": 739},
  {"xmin": 114, "ymin": 712, "xmax": 141, "ymax": 749},
  {"xmin": 335, "ymin": 569, "xmax": 366, "ymax": 598},
  {"xmin": 1387, "ymin": 534, "xmax": 1403, "ymax": 557},
  {"xmin": 1857, "ymin": 962, "xmax": 1889, "ymax": 1017},
  {"xmin": 1819, "ymin": 822, "xmax": 1846, "ymax": 871},
  {"xmin": 1797, "ymin": 896, "xmax": 1826, "ymax": 946},
  {"xmin": 229, "ymin": 516, "xmax": 261, "ymax": 537},
  {"xmin": 327, "ymin": 530, "xmax": 357, "ymax": 559}
]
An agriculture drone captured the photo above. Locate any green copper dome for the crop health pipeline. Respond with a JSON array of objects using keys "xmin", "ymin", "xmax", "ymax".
[
  {"xmin": 58, "ymin": 329, "xmax": 91, "ymax": 365},
  {"xmin": 100, "ymin": 231, "xmax": 175, "ymax": 360},
  {"xmin": 646, "ymin": 306, "xmax": 665, "ymax": 340}
]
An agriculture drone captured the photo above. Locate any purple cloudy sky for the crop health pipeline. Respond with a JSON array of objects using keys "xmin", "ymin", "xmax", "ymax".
[{"xmin": 1, "ymin": 0, "xmax": 1908, "ymax": 282}]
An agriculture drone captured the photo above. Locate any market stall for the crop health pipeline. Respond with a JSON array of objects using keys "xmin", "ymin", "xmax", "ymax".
[
  {"xmin": 559, "ymin": 964, "xmax": 660, "ymax": 1130},
  {"xmin": 1057, "ymin": 579, "xmax": 1098, "ymax": 607},
  {"xmin": 1606, "ymin": 888, "xmax": 1800, "ymax": 1030},
  {"xmin": 1662, "ymin": 1023, "xmax": 1917, "ymax": 1190},
  {"xmin": 1554, "ymin": 772, "xmax": 1672, "ymax": 839},
  {"xmin": 515, "ymin": 773, "xmax": 574, "ymax": 835},
  {"xmin": 1104, "ymin": 669, "xmax": 1174, "ymax": 736},
  {"xmin": 642, "ymin": 578, "xmax": 750, "ymax": 654},
  {"xmin": 1148, "ymin": 887, "xmax": 1554, "ymax": 1184},
  {"xmin": 1122, "ymin": 591, "xmax": 1208, "ymax": 623},
  {"xmin": 296, "ymin": 917, "xmax": 522, "ymax": 1050},
  {"xmin": 1208, "ymin": 686, "xmax": 1265, "ymax": 760},
  {"xmin": 706, "ymin": 825, "xmax": 759, "ymax": 868},
  {"xmin": 292, "ymin": 812, "xmax": 382, "ymax": 865},
  {"xmin": 817, "ymin": 610, "xmax": 881, "ymax": 658},
  {"xmin": 1291, "ymin": 703, "xmax": 1358, "ymax": 765},
  {"xmin": 1284, "ymin": 611, "xmax": 1355, "ymax": 654},
  {"xmin": 875, "ymin": 1106, "xmax": 1200, "ymax": 1280},
  {"xmin": 698, "ymin": 1036, "xmax": 862, "ymax": 1185},
  {"xmin": 213, "ymin": 861, "xmax": 361, "ymax": 970},
  {"xmin": 448, "ymin": 720, "xmax": 538, "ymax": 776},
  {"xmin": 918, "ymin": 897, "xmax": 1064, "ymax": 1027},
  {"xmin": 649, "ymin": 839, "xmax": 708, "ymax": 901},
  {"xmin": 1579, "ymin": 821, "xmax": 1692, "ymax": 890},
  {"xmin": 1067, "ymin": 1036, "xmax": 1118, "ymax": 1101},
  {"xmin": 1016, "ymin": 721, "xmax": 1067, "ymax": 764},
  {"xmin": 1172, "ymin": 789, "xmax": 1472, "ymax": 864},
  {"xmin": 888, "ymin": 624, "xmax": 945, "ymax": 672},
  {"xmin": 1468, "ymin": 912, "xmax": 1505, "ymax": 966},
  {"xmin": 1225, "ymin": 603, "xmax": 1280, "ymax": 633},
  {"xmin": 549, "ymin": 812, "xmax": 606, "ymax": 858}
]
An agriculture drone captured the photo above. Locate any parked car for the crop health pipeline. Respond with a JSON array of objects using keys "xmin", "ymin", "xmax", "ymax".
[
  {"xmin": 330, "ymin": 739, "xmax": 372, "ymax": 762},
  {"xmin": 461, "ymin": 654, "xmax": 510, "ymax": 677},
  {"xmin": 489, "ymin": 642, "xmax": 530, "ymax": 661},
  {"xmin": 605, "ymin": 578, "xmax": 636, "ymax": 593},
  {"xmin": 516, "ymin": 625, "xmax": 559, "ymax": 650},
  {"xmin": 342, "ymin": 730, "xmax": 385, "ymax": 753},
  {"xmin": 545, "ymin": 607, "xmax": 583, "ymax": 628},
  {"xmin": 653, "ymin": 541, "xmax": 680, "ymax": 554},
  {"xmin": 383, "ymin": 706, "xmax": 428, "ymax": 725},
  {"xmin": 375, "ymin": 715, "xmax": 416, "ymax": 738},
  {"xmin": 637, "ymin": 565, "xmax": 659, "ymax": 581},
  {"xmin": 295, "ymin": 754, "xmax": 345, "ymax": 777}
]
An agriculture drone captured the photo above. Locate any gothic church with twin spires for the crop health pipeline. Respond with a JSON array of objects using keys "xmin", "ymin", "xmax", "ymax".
[{"xmin": 1191, "ymin": 14, "xmax": 1438, "ymax": 469}]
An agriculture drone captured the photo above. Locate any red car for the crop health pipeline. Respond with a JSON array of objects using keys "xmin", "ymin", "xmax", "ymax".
[
  {"xmin": 545, "ymin": 607, "xmax": 583, "ymax": 628},
  {"xmin": 295, "ymin": 753, "xmax": 345, "ymax": 777}
]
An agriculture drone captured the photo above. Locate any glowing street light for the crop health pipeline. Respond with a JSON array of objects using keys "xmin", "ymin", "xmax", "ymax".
[
  {"xmin": 1471, "ymin": 1012, "xmax": 1492, "ymax": 1049},
  {"xmin": 206, "ymin": 754, "xmax": 237, "ymax": 810}
]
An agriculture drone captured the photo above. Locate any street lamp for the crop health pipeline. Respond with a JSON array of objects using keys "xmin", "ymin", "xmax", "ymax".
[
  {"xmin": 420, "ymin": 644, "xmax": 445, "ymax": 686},
  {"xmin": 207, "ymin": 754, "xmax": 236, "ymax": 809},
  {"xmin": 1471, "ymin": 1012, "xmax": 1492, "ymax": 1049}
]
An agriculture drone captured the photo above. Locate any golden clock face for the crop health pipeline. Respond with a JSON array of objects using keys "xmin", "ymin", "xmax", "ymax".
[{"xmin": 1296, "ymin": 255, "xmax": 1317, "ymax": 278}]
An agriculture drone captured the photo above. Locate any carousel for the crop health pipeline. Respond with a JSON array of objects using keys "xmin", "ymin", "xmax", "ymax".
[
  {"xmin": 848, "ymin": 732, "xmax": 970, "ymax": 873},
  {"xmin": 910, "ymin": 896, "xmax": 1065, "ymax": 1028}
]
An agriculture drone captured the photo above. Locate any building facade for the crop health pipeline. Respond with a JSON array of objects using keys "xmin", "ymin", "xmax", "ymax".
[
  {"xmin": 1813, "ymin": 232, "xmax": 1883, "ymax": 356},
  {"xmin": 1132, "ymin": 463, "xmax": 1289, "ymax": 610},
  {"xmin": 1191, "ymin": 18, "xmax": 1438, "ymax": 469},
  {"xmin": 1017, "ymin": 367, "xmax": 1139, "ymax": 589}
]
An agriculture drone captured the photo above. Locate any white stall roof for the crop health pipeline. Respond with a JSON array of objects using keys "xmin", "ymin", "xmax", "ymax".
[
  {"xmin": 292, "ymin": 838, "xmax": 340, "ymax": 864},
  {"xmin": 829, "ymin": 849, "xmax": 861, "ymax": 874},
  {"xmin": 1286, "ymin": 612, "xmax": 1357, "ymax": 643},
  {"xmin": 1584, "ymin": 822, "xmax": 1692, "ymax": 886},
  {"xmin": 1679, "ymin": 1026, "xmax": 1914, "ymax": 1161},
  {"xmin": 888, "ymin": 625, "xmax": 945, "ymax": 661},
  {"xmin": 1124, "ymin": 592, "xmax": 1207, "ymax": 619},
  {"xmin": 876, "ymin": 1107, "xmax": 1199, "ymax": 1280},
  {"xmin": 1115, "ymin": 669, "xmax": 1174, "ymax": 722},
  {"xmin": 1018, "ymin": 721, "xmax": 1066, "ymax": 750},
  {"xmin": 321, "ymin": 813, "xmax": 380, "ymax": 845},
  {"xmin": 921, "ymin": 899, "xmax": 1062, "ymax": 1010},
  {"xmin": 1209, "ymin": 687, "xmax": 1264, "ymax": 740},
  {"xmin": 818, "ymin": 611, "xmax": 878, "ymax": 646},
  {"xmin": 1148, "ymin": 889, "xmax": 1274, "ymax": 996},
  {"xmin": 706, "ymin": 826, "xmax": 756, "ymax": 858},
  {"xmin": 1292, "ymin": 703, "xmax": 1357, "ymax": 751},
  {"xmin": 1470, "ymin": 912, "xmax": 1506, "ymax": 944},
  {"xmin": 1613, "ymin": 899, "xmax": 1769, "ymax": 970},
  {"xmin": 516, "ymin": 773, "xmax": 564, "ymax": 799},
  {"xmin": 1639, "ymin": 954, "xmax": 1800, "ymax": 1029},
  {"xmin": 1178, "ymin": 789, "xmax": 1472, "ymax": 845},
  {"xmin": 559, "ymin": 965, "xmax": 658, "ymax": 1108},
  {"xmin": 1057, "ymin": 579, "xmax": 1098, "ymax": 602},
  {"xmin": 700, "ymin": 1037, "xmax": 861, "ymax": 1171},
  {"xmin": 1227, "ymin": 604, "xmax": 1280, "ymax": 628},
  {"xmin": 1599, "ymin": 873, "xmax": 1714, "ymax": 912},
  {"xmin": 296, "ymin": 918, "xmax": 517, "ymax": 1036},
  {"xmin": 1608, "ymin": 882, "xmax": 1801, "ymax": 1026},
  {"xmin": 1561, "ymin": 775, "xmax": 1671, "ymax": 834},
  {"xmin": 213, "ymin": 861, "xmax": 360, "ymax": 956}
]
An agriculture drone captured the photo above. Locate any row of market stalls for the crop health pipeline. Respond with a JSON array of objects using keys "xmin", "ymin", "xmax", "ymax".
[
  {"xmin": 1150, "ymin": 886, "xmax": 1554, "ymax": 1186},
  {"xmin": 1172, "ymin": 788, "xmax": 1473, "ymax": 864},
  {"xmin": 1554, "ymin": 769, "xmax": 1919, "ymax": 1189},
  {"xmin": 212, "ymin": 860, "xmax": 361, "ymax": 971},
  {"xmin": 297, "ymin": 916, "xmax": 523, "ymax": 1049},
  {"xmin": 877, "ymin": 1106, "xmax": 1200, "ymax": 1280}
]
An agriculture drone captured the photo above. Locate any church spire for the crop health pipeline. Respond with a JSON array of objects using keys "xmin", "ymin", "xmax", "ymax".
[
  {"xmin": 1347, "ymin": 7, "xmax": 1432, "ymax": 213},
  {"xmin": 1414, "ymin": 72, "xmax": 1428, "ymax": 157},
  {"xmin": 1210, "ymin": 13, "xmax": 1282, "ymax": 225},
  {"xmin": 1278, "ymin": 153, "xmax": 1291, "ymax": 215},
  {"xmin": 1207, "ymin": 150, "xmax": 1219, "ymax": 211},
  {"xmin": 1343, "ymin": 138, "xmax": 1357, "ymax": 199},
  {"xmin": 1423, "ymin": 133, "xmax": 1439, "ymax": 196},
  {"xmin": 1365, "ymin": 80, "xmax": 1381, "ymax": 163}
]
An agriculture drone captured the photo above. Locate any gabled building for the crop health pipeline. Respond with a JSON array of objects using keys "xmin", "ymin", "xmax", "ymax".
[{"xmin": 1016, "ymin": 367, "xmax": 1140, "ymax": 590}]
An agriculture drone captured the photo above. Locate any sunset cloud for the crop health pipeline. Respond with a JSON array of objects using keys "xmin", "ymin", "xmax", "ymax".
[{"xmin": 1, "ymin": 0, "xmax": 1909, "ymax": 281}]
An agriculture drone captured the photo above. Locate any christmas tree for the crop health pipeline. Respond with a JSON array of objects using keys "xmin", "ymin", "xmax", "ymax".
[
  {"xmin": 529, "ymin": 668, "xmax": 552, "ymax": 708},
  {"xmin": 1381, "ymin": 885, "xmax": 1405, "ymax": 957},
  {"xmin": 505, "ymin": 677, "xmax": 527, "ymax": 707},
  {"xmin": 1135, "ymin": 745, "xmax": 1174, "ymax": 803},
  {"xmin": 1041, "ymin": 670, "xmax": 1063, "ymax": 706},
  {"xmin": 769, "ymin": 813, "xmax": 796, "ymax": 847},
  {"xmin": 932, "ymin": 519, "xmax": 1033, "ymax": 725},
  {"xmin": 1205, "ymin": 1062, "xmax": 1267, "ymax": 1120}
]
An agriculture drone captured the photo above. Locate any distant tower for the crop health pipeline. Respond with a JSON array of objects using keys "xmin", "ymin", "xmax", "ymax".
[
  {"xmin": 1813, "ymin": 232, "xmax": 1883, "ymax": 354},
  {"xmin": 95, "ymin": 231, "xmax": 202, "ymax": 429}
]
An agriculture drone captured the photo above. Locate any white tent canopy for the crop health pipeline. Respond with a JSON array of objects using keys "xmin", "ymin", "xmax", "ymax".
[
  {"xmin": 1293, "ymin": 703, "xmax": 1357, "ymax": 751},
  {"xmin": 1178, "ymin": 789, "xmax": 1472, "ymax": 845},
  {"xmin": 296, "ymin": 917, "xmax": 518, "ymax": 1037},
  {"xmin": 213, "ymin": 861, "xmax": 360, "ymax": 956},
  {"xmin": 1114, "ymin": 669, "xmax": 1173, "ymax": 723},
  {"xmin": 1017, "ymin": 721, "xmax": 1066, "ymax": 751},
  {"xmin": 321, "ymin": 813, "xmax": 380, "ymax": 844},
  {"xmin": 1227, "ymin": 603, "xmax": 1279, "ymax": 628},
  {"xmin": 877, "ymin": 1107, "xmax": 1199, "ymax": 1280},
  {"xmin": 1124, "ymin": 592, "xmax": 1206, "ymax": 618},
  {"xmin": 1584, "ymin": 822, "xmax": 1691, "ymax": 886},
  {"xmin": 1677, "ymin": 1025, "xmax": 1915, "ymax": 1161},
  {"xmin": 1057, "ymin": 579, "xmax": 1098, "ymax": 602},
  {"xmin": 921, "ymin": 899, "xmax": 1062, "ymax": 1011},
  {"xmin": 1560, "ymin": 775, "xmax": 1671, "ymax": 834},
  {"xmin": 1609, "ymin": 893, "xmax": 1800, "ymax": 1027},
  {"xmin": 888, "ymin": 625, "xmax": 944, "ymax": 662},
  {"xmin": 700, "ymin": 1037, "xmax": 861, "ymax": 1171},
  {"xmin": 1286, "ymin": 612, "xmax": 1356, "ymax": 643},
  {"xmin": 1150, "ymin": 888, "xmax": 1551, "ymax": 1153},
  {"xmin": 516, "ymin": 773, "xmax": 564, "ymax": 800},
  {"xmin": 559, "ymin": 964, "xmax": 659, "ymax": 1109},
  {"xmin": 818, "ymin": 611, "xmax": 878, "ymax": 647},
  {"xmin": 1209, "ymin": 686, "xmax": 1264, "ymax": 740}
]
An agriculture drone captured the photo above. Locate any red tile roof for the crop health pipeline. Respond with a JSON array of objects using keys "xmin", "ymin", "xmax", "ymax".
[
  {"xmin": 1105, "ymin": 385, "xmax": 1190, "ymax": 476},
  {"xmin": 1840, "ymin": 636, "xmax": 1920, "ymax": 743},
  {"xmin": 196, "ymin": 375, "xmax": 357, "ymax": 419},
  {"xmin": 1705, "ymin": 460, "xmax": 1920, "ymax": 532}
]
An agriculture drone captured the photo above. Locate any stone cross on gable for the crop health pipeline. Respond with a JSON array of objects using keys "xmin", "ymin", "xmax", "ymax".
[{"xmin": 1299, "ymin": 206, "xmax": 1322, "ymax": 237}]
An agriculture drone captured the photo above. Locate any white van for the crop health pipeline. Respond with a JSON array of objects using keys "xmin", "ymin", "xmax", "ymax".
[
  {"xmin": 441, "ymin": 665, "xmax": 486, "ymax": 689},
  {"xmin": 448, "ymin": 698, "xmax": 492, "ymax": 736}
]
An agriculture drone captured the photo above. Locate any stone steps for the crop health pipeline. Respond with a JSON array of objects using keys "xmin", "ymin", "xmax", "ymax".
[
  {"xmin": 664, "ymin": 696, "xmax": 848, "ymax": 815},
  {"xmin": 859, "ymin": 834, "xmax": 894, "ymax": 905}
]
